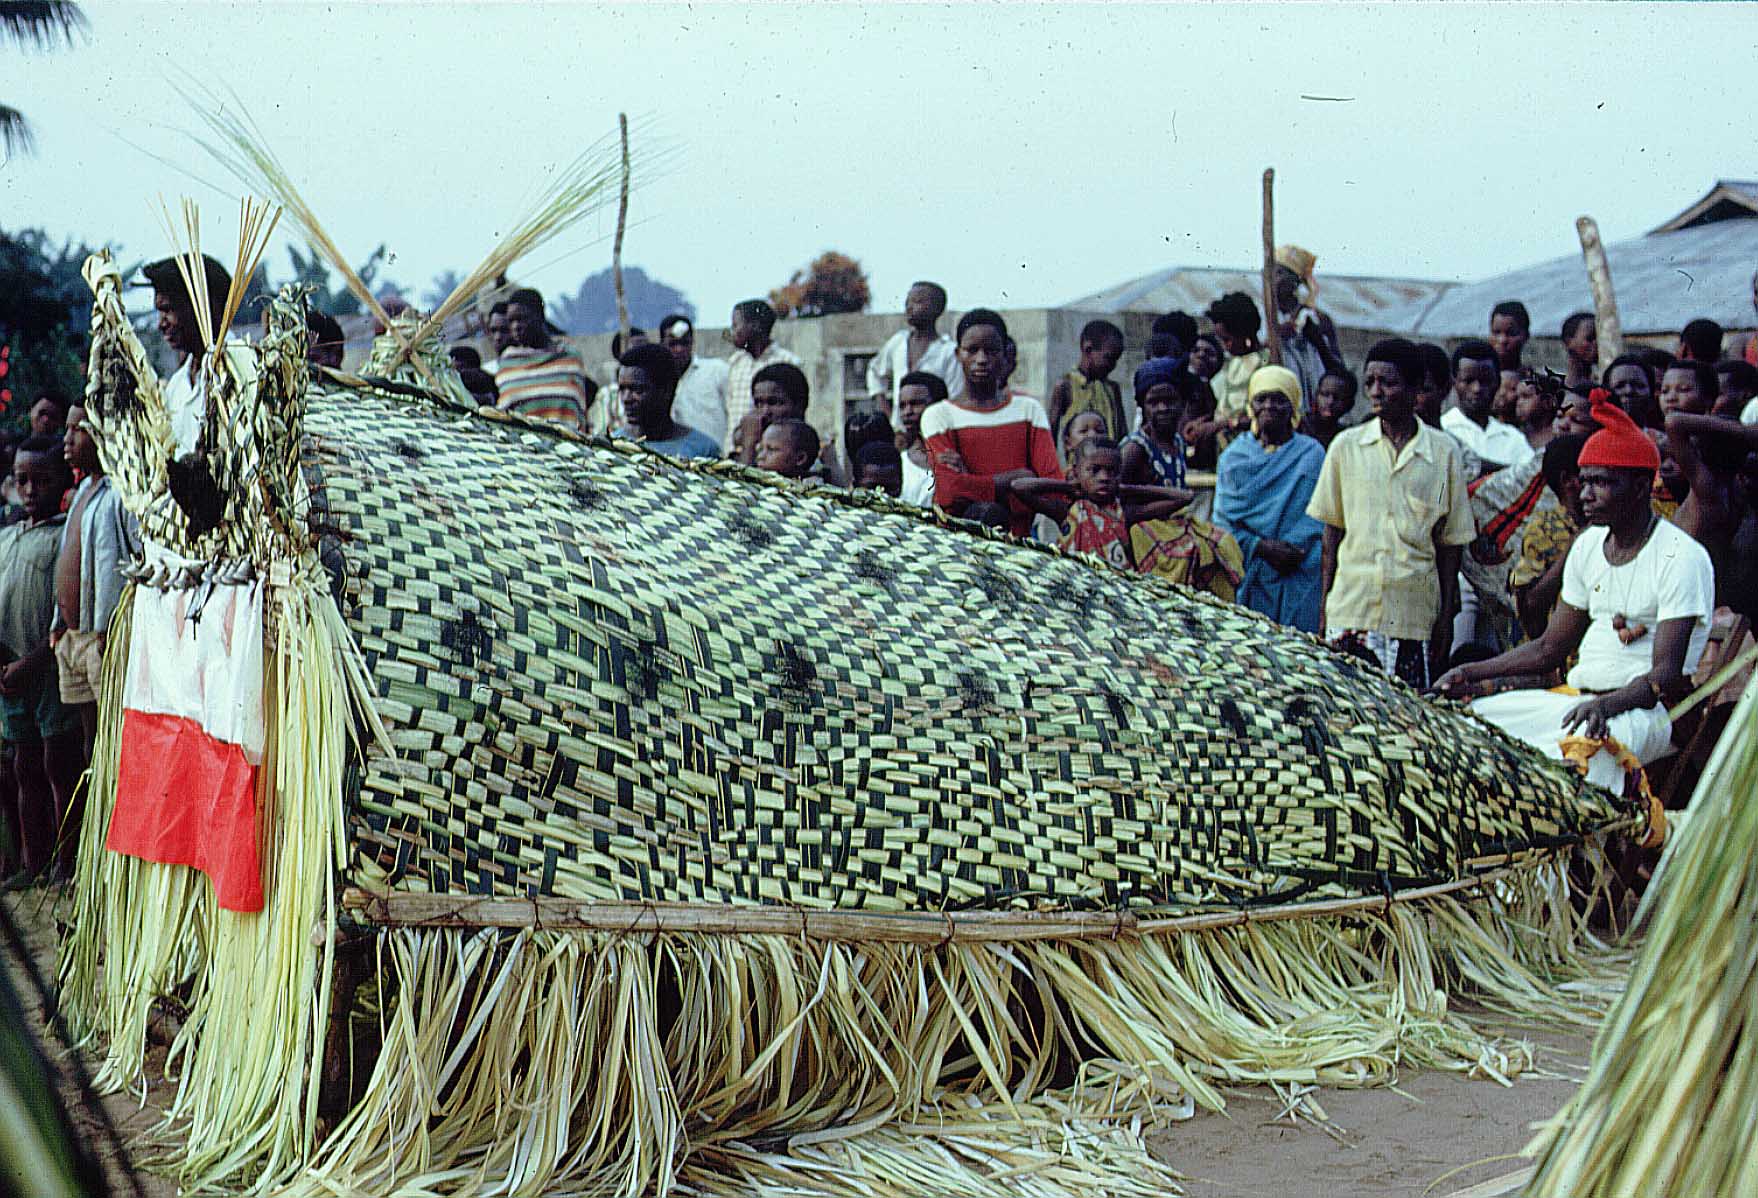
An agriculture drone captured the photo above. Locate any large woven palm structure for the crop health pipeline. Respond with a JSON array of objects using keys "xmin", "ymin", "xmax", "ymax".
[{"xmin": 56, "ymin": 249, "xmax": 1647, "ymax": 1197}]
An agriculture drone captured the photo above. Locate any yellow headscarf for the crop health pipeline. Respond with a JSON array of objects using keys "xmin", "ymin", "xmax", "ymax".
[{"xmin": 1246, "ymin": 364, "xmax": 1303, "ymax": 440}]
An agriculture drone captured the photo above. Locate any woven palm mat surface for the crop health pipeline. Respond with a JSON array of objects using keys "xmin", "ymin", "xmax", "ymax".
[{"xmin": 304, "ymin": 388, "xmax": 1628, "ymax": 915}]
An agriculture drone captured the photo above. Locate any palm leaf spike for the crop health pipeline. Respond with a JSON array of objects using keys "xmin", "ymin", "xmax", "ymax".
[
  {"xmin": 179, "ymin": 86, "xmax": 447, "ymax": 396},
  {"xmin": 216, "ymin": 195, "xmax": 281, "ymax": 340},
  {"xmin": 152, "ymin": 195, "xmax": 215, "ymax": 351},
  {"xmin": 404, "ymin": 119, "xmax": 650, "ymax": 359}
]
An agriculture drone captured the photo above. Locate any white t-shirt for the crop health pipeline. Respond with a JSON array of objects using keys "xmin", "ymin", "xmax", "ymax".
[
  {"xmin": 1741, "ymin": 396, "xmax": 1758, "ymax": 426},
  {"xmin": 1561, "ymin": 520, "xmax": 1714, "ymax": 693},
  {"xmin": 900, "ymin": 451, "xmax": 934, "ymax": 507},
  {"xmin": 1440, "ymin": 406, "xmax": 1532, "ymax": 468},
  {"xmin": 163, "ymin": 357, "xmax": 204, "ymax": 457},
  {"xmin": 672, "ymin": 356, "xmax": 730, "ymax": 452}
]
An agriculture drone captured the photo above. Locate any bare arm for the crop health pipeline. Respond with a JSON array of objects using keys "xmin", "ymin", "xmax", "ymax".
[
  {"xmin": 1434, "ymin": 603, "xmax": 1589, "ymax": 696},
  {"xmin": 1558, "ymin": 615, "xmax": 1699, "ymax": 740},
  {"xmin": 1319, "ymin": 525, "xmax": 1342, "ymax": 607},
  {"xmin": 1429, "ymin": 542, "xmax": 1463, "ymax": 677},
  {"xmin": 1665, "ymin": 410, "xmax": 1758, "ymax": 451},
  {"xmin": 1046, "ymin": 378, "xmax": 1072, "ymax": 442},
  {"xmin": 1119, "ymin": 482, "xmax": 1194, "ymax": 524},
  {"xmin": 1515, "ymin": 552, "xmax": 1571, "ymax": 641},
  {"xmin": 1118, "ymin": 439, "xmax": 1154, "ymax": 486},
  {"xmin": 1009, "ymin": 476, "xmax": 1075, "ymax": 522}
]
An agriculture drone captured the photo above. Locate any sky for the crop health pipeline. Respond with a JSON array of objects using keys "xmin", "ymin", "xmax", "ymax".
[{"xmin": 4, "ymin": 1, "xmax": 1756, "ymax": 325}]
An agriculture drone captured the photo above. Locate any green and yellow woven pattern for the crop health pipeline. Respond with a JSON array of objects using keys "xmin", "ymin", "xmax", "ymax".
[{"xmin": 305, "ymin": 385, "xmax": 1630, "ymax": 916}]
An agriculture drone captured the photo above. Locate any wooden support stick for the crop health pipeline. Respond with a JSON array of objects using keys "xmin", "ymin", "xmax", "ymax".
[
  {"xmin": 613, "ymin": 113, "xmax": 631, "ymax": 343},
  {"xmin": 337, "ymin": 849, "xmax": 1601, "ymax": 943},
  {"xmin": 1262, "ymin": 168, "xmax": 1282, "ymax": 366},
  {"xmin": 1576, "ymin": 215, "xmax": 1624, "ymax": 373}
]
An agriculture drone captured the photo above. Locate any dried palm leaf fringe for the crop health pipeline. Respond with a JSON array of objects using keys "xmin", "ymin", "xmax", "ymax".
[
  {"xmin": 238, "ymin": 845, "xmax": 1628, "ymax": 1198},
  {"xmin": 1525, "ymin": 678, "xmax": 1758, "ymax": 1196},
  {"xmin": 59, "ymin": 570, "xmax": 374, "ymax": 1192}
]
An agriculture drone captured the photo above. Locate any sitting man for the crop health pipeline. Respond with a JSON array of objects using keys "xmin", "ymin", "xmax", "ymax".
[{"xmin": 1434, "ymin": 396, "xmax": 1715, "ymax": 793}]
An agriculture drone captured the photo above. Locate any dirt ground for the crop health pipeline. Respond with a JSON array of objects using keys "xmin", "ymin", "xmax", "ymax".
[
  {"xmin": 7, "ymin": 887, "xmax": 1576, "ymax": 1197},
  {"xmin": 1153, "ymin": 1031, "xmax": 1582, "ymax": 1198}
]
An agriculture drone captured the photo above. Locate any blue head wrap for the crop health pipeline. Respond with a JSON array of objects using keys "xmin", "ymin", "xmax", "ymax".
[{"xmin": 1133, "ymin": 355, "xmax": 1189, "ymax": 400}]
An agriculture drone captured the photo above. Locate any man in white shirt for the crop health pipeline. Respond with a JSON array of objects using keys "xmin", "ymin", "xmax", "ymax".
[
  {"xmin": 1441, "ymin": 340, "xmax": 1532, "ymax": 470},
  {"xmin": 138, "ymin": 254, "xmax": 233, "ymax": 458},
  {"xmin": 866, "ymin": 281, "xmax": 964, "ymax": 416},
  {"xmin": 1435, "ymin": 396, "xmax": 1714, "ymax": 792},
  {"xmin": 724, "ymin": 299, "xmax": 800, "ymax": 459},
  {"xmin": 660, "ymin": 315, "xmax": 729, "ymax": 452}
]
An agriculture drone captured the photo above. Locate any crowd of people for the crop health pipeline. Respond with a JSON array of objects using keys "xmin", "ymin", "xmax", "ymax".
[
  {"xmin": 425, "ymin": 247, "xmax": 1753, "ymax": 807},
  {"xmin": 0, "ymin": 247, "xmax": 1754, "ymax": 884}
]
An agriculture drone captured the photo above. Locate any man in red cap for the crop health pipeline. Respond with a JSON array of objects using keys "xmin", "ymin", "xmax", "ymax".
[{"xmin": 1434, "ymin": 393, "xmax": 1715, "ymax": 791}]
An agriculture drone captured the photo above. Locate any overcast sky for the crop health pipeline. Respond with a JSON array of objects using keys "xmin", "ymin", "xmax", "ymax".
[{"xmin": 4, "ymin": 2, "xmax": 1754, "ymax": 324}]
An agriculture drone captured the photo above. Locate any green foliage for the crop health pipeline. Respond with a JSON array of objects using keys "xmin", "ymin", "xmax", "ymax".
[
  {"xmin": 0, "ymin": 226, "xmax": 97, "ymax": 425},
  {"xmin": 283, "ymin": 242, "xmax": 396, "ymax": 318},
  {"xmin": 1, "ymin": 1, "xmax": 88, "ymax": 155}
]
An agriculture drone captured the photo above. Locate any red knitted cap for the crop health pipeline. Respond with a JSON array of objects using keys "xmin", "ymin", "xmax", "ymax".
[{"xmin": 1577, "ymin": 389, "xmax": 1660, "ymax": 472}]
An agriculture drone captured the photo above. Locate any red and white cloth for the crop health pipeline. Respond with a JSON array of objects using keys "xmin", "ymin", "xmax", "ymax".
[{"xmin": 106, "ymin": 575, "xmax": 267, "ymax": 911}]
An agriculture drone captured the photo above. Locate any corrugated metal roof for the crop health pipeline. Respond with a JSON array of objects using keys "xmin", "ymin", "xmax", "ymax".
[
  {"xmin": 1064, "ymin": 266, "xmax": 1455, "ymax": 330},
  {"xmin": 1374, "ymin": 216, "xmax": 1758, "ymax": 339},
  {"xmin": 1650, "ymin": 180, "xmax": 1758, "ymax": 233}
]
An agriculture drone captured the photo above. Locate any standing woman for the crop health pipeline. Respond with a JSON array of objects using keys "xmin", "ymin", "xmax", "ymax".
[
  {"xmin": 921, "ymin": 309, "xmax": 1062, "ymax": 536},
  {"xmin": 1204, "ymin": 292, "xmax": 1267, "ymax": 451},
  {"xmin": 1213, "ymin": 366, "xmax": 1327, "ymax": 633}
]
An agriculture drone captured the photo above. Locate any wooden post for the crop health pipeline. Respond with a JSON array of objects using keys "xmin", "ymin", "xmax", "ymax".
[
  {"xmin": 1262, "ymin": 168, "xmax": 1282, "ymax": 366},
  {"xmin": 613, "ymin": 113, "xmax": 631, "ymax": 343},
  {"xmin": 1576, "ymin": 215, "xmax": 1624, "ymax": 373}
]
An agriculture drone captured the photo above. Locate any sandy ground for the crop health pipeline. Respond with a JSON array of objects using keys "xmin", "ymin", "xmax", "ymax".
[
  {"xmin": 6, "ymin": 886, "xmax": 1577, "ymax": 1197},
  {"xmin": 1153, "ymin": 1028, "xmax": 1583, "ymax": 1198}
]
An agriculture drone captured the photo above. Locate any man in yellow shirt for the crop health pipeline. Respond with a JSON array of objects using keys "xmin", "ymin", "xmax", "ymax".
[{"xmin": 1308, "ymin": 338, "xmax": 1476, "ymax": 688}]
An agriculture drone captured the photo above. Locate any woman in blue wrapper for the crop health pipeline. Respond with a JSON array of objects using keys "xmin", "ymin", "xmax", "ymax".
[{"xmin": 1213, "ymin": 365, "xmax": 1326, "ymax": 633}]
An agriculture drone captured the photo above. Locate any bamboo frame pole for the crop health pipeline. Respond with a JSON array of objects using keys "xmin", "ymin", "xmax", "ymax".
[
  {"xmin": 335, "ymin": 845, "xmax": 1618, "ymax": 943},
  {"xmin": 1577, "ymin": 215, "xmax": 1624, "ymax": 373},
  {"xmin": 1262, "ymin": 168, "xmax": 1282, "ymax": 366},
  {"xmin": 613, "ymin": 113, "xmax": 631, "ymax": 343}
]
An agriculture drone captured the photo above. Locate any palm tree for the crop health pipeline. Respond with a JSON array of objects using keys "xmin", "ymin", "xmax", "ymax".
[{"xmin": 2, "ymin": 2, "xmax": 88, "ymax": 155}]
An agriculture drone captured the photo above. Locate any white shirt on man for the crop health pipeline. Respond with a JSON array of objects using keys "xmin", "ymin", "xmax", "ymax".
[
  {"xmin": 1469, "ymin": 518, "xmax": 1714, "ymax": 790},
  {"xmin": 672, "ymin": 356, "xmax": 731, "ymax": 452},
  {"xmin": 1440, "ymin": 406, "xmax": 1531, "ymax": 468},
  {"xmin": 162, "ymin": 356, "xmax": 205, "ymax": 457},
  {"xmin": 866, "ymin": 328, "xmax": 965, "ymax": 410},
  {"xmin": 900, "ymin": 452, "xmax": 935, "ymax": 507},
  {"xmin": 1561, "ymin": 519, "xmax": 1714, "ymax": 693}
]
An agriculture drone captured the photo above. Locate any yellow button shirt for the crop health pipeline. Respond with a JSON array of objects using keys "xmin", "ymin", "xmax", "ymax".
[{"xmin": 1306, "ymin": 419, "xmax": 1476, "ymax": 640}]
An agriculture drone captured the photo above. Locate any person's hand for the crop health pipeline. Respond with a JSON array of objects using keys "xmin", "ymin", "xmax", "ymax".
[
  {"xmin": 1229, "ymin": 410, "xmax": 1252, "ymax": 432},
  {"xmin": 1430, "ymin": 666, "xmax": 1481, "ymax": 699},
  {"xmin": 733, "ymin": 411, "xmax": 762, "ymax": 459},
  {"xmin": 0, "ymin": 660, "xmax": 27, "ymax": 697},
  {"xmin": 48, "ymin": 628, "xmax": 63, "ymax": 649},
  {"xmin": 991, "ymin": 468, "xmax": 1033, "ymax": 499},
  {"xmin": 1561, "ymin": 695, "xmax": 1619, "ymax": 741},
  {"xmin": 1258, "ymin": 539, "xmax": 1304, "ymax": 574}
]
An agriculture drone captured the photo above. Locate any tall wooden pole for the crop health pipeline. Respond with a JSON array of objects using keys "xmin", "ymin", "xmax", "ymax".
[
  {"xmin": 1576, "ymin": 215, "xmax": 1623, "ymax": 374},
  {"xmin": 1262, "ymin": 168, "xmax": 1282, "ymax": 366},
  {"xmin": 613, "ymin": 113, "xmax": 631, "ymax": 343}
]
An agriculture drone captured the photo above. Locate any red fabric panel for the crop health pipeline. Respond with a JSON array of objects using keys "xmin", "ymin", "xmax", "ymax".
[{"xmin": 107, "ymin": 709, "xmax": 264, "ymax": 912}]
